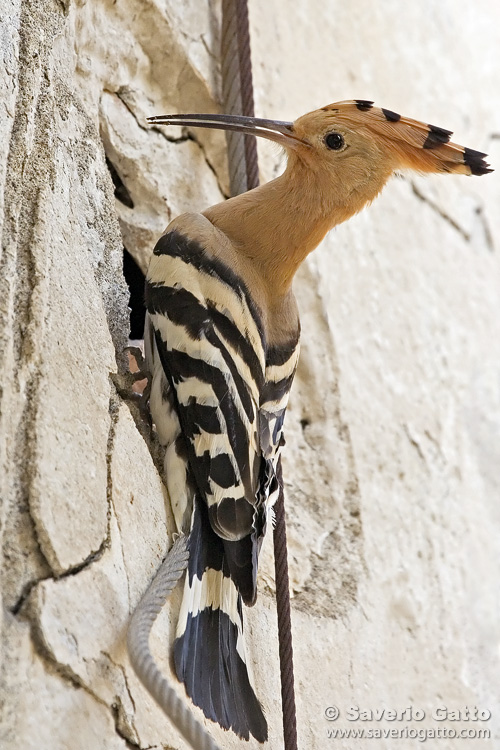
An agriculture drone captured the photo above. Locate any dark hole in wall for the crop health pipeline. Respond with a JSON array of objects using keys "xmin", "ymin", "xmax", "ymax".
[
  {"xmin": 106, "ymin": 156, "xmax": 134, "ymax": 208},
  {"xmin": 123, "ymin": 249, "xmax": 146, "ymax": 339},
  {"xmin": 104, "ymin": 153, "xmax": 144, "ymax": 338}
]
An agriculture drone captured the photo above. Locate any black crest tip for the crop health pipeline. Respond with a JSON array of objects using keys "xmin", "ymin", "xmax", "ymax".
[
  {"xmin": 355, "ymin": 100, "xmax": 374, "ymax": 111},
  {"xmin": 423, "ymin": 124, "xmax": 453, "ymax": 149},
  {"xmin": 381, "ymin": 108, "xmax": 401, "ymax": 122},
  {"xmin": 463, "ymin": 147, "xmax": 493, "ymax": 175}
]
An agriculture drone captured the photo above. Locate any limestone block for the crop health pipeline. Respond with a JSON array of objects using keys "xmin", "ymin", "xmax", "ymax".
[{"xmin": 28, "ymin": 148, "xmax": 117, "ymax": 574}]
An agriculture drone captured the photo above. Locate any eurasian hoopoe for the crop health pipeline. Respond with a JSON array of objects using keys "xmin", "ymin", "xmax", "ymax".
[{"xmin": 144, "ymin": 100, "xmax": 491, "ymax": 742}]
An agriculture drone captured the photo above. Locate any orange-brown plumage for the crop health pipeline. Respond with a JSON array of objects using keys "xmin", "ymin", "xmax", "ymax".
[{"xmin": 148, "ymin": 99, "xmax": 492, "ymax": 306}]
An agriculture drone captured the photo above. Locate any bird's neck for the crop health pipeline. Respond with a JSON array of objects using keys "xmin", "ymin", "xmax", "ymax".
[{"xmin": 203, "ymin": 158, "xmax": 378, "ymax": 298}]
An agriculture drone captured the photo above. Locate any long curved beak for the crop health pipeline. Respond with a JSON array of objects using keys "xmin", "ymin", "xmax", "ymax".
[{"xmin": 146, "ymin": 113, "xmax": 304, "ymax": 149}]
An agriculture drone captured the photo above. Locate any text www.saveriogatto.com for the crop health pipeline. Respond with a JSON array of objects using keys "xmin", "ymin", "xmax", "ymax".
[{"xmin": 324, "ymin": 705, "xmax": 492, "ymax": 742}]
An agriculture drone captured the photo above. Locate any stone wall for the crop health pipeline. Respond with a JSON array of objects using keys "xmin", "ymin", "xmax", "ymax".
[{"xmin": 1, "ymin": 1, "xmax": 499, "ymax": 748}]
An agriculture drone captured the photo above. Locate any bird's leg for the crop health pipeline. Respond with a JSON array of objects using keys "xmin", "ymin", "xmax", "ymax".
[
  {"xmin": 125, "ymin": 346, "xmax": 148, "ymax": 381},
  {"xmin": 111, "ymin": 346, "xmax": 152, "ymax": 430}
]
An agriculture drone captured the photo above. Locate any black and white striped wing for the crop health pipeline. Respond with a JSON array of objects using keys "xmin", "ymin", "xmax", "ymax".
[{"xmin": 146, "ymin": 228, "xmax": 269, "ymax": 594}]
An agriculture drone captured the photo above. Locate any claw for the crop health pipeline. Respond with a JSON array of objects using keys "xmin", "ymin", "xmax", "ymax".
[
  {"xmin": 125, "ymin": 345, "xmax": 146, "ymax": 372},
  {"xmin": 113, "ymin": 345, "xmax": 153, "ymax": 431}
]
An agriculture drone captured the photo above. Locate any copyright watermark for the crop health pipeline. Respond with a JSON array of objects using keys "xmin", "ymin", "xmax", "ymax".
[
  {"xmin": 324, "ymin": 705, "xmax": 492, "ymax": 722},
  {"xmin": 323, "ymin": 705, "xmax": 492, "ymax": 743}
]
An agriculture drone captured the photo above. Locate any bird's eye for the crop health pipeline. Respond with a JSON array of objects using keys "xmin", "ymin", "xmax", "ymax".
[{"xmin": 325, "ymin": 132, "xmax": 345, "ymax": 150}]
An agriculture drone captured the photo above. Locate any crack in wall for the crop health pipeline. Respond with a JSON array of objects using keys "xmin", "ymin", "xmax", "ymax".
[
  {"xmin": 25, "ymin": 609, "xmax": 141, "ymax": 749},
  {"xmin": 18, "ymin": 596, "xmax": 172, "ymax": 750},
  {"xmin": 403, "ymin": 422, "xmax": 428, "ymax": 466},
  {"xmin": 474, "ymin": 204, "xmax": 495, "ymax": 252},
  {"xmin": 9, "ymin": 570, "xmax": 52, "ymax": 617},
  {"xmin": 410, "ymin": 181, "xmax": 471, "ymax": 242},
  {"xmin": 14, "ymin": 389, "xmax": 120, "ymax": 599},
  {"xmin": 112, "ymin": 88, "xmax": 230, "ymax": 199},
  {"xmin": 10, "ymin": 390, "xmax": 121, "ymax": 616},
  {"xmin": 27, "ymin": 602, "xmax": 111, "ymax": 710},
  {"xmin": 10, "ymin": 511, "xmax": 114, "ymax": 617},
  {"xmin": 110, "ymin": 372, "xmax": 164, "ymax": 475},
  {"xmin": 114, "ymin": 88, "xmax": 188, "ymax": 143},
  {"xmin": 106, "ymin": 391, "xmax": 134, "ymax": 614},
  {"xmin": 104, "ymin": 652, "xmax": 137, "ymax": 715},
  {"xmin": 103, "ymin": 651, "xmax": 141, "ymax": 746},
  {"xmin": 411, "ymin": 180, "xmax": 495, "ymax": 252},
  {"xmin": 200, "ymin": 33, "xmax": 219, "ymax": 62},
  {"xmin": 186, "ymin": 130, "xmax": 230, "ymax": 199}
]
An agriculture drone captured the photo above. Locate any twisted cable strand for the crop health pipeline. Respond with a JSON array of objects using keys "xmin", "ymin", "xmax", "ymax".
[
  {"xmin": 221, "ymin": 0, "xmax": 247, "ymax": 195},
  {"xmin": 221, "ymin": 0, "xmax": 260, "ymax": 195},
  {"xmin": 127, "ymin": 536, "xmax": 222, "ymax": 750},
  {"xmin": 273, "ymin": 459, "xmax": 299, "ymax": 750},
  {"xmin": 234, "ymin": 0, "xmax": 259, "ymax": 190}
]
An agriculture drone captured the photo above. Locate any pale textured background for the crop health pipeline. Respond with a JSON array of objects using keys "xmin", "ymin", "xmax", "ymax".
[{"xmin": 1, "ymin": 1, "xmax": 499, "ymax": 748}]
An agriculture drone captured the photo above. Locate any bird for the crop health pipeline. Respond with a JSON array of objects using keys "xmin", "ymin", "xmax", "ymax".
[{"xmin": 143, "ymin": 100, "xmax": 491, "ymax": 742}]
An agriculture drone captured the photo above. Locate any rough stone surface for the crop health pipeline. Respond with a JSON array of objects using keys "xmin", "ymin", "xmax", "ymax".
[{"xmin": 1, "ymin": 0, "xmax": 499, "ymax": 749}]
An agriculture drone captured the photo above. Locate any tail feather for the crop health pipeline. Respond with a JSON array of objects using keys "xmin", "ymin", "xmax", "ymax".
[{"xmin": 174, "ymin": 496, "xmax": 268, "ymax": 742}]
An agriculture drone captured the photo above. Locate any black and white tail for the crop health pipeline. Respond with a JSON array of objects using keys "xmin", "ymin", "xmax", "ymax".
[{"xmin": 174, "ymin": 496, "xmax": 268, "ymax": 742}]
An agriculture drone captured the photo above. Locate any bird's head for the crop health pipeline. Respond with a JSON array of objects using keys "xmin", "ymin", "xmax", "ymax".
[
  {"xmin": 292, "ymin": 99, "xmax": 491, "ymax": 183},
  {"xmin": 148, "ymin": 99, "xmax": 491, "ymax": 194}
]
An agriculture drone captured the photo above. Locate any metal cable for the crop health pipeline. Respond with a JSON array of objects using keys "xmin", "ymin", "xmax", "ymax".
[
  {"xmin": 127, "ymin": 535, "xmax": 222, "ymax": 750},
  {"xmin": 273, "ymin": 459, "xmax": 299, "ymax": 750},
  {"xmin": 234, "ymin": 0, "xmax": 260, "ymax": 191},
  {"xmin": 221, "ymin": 0, "xmax": 259, "ymax": 195}
]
